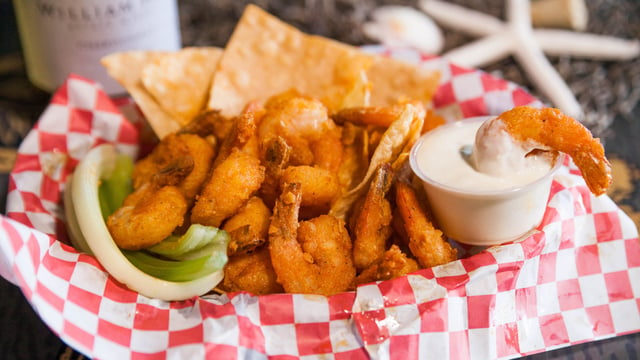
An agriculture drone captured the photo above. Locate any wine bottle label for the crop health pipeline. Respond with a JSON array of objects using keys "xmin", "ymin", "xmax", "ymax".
[{"xmin": 13, "ymin": 0, "xmax": 182, "ymax": 95}]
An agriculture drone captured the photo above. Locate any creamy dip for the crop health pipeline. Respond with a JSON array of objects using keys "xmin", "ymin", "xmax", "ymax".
[{"xmin": 413, "ymin": 118, "xmax": 552, "ymax": 192}]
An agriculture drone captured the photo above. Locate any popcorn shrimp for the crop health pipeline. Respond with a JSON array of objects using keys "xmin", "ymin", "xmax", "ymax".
[
  {"xmin": 107, "ymin": 183, "xmax": 187, "ymax": 250},
  {"xmin": 352, "ymin": 163, "xmax": 393, "ymax": 271},
  {"xmin": 395, "ymin": 181, "xmax": 457, "ymax": 268},
  {"xmin": 191, "ymin": 149, "xmax": 265, "ymax": 227},
  {"xmin": 269, "ymin": 182, "xmax": 355, "ymax": 295},
  {"xmin": 477, "ymin": 106, "xmax": 611, "ymax": 196}
]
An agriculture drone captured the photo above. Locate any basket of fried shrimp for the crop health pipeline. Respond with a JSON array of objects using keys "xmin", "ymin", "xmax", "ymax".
[{"xmin": 2, "ymin": 5, "xmax": 639, "ymax": 360}]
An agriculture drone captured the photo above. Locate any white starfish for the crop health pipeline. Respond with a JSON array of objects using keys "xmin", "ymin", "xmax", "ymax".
[{"xmin": 419, "ymin": 0, "xmax": 640, "ymax": 119}]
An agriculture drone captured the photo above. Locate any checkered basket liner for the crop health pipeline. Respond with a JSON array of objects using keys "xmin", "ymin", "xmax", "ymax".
[{"xmin": 1, "ymin": 48, "xmax": 639, "ymax": 359}]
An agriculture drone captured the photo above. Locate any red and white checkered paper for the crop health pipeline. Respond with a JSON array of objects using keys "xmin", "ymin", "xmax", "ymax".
[{"xmin": 1, "ymin": 48, "xmax": 639, "ymax": 360}]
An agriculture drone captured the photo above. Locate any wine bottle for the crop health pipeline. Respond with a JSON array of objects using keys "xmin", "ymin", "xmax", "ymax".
[{"xmin": 13, "ymin": 0, "xmax": 182, "ymax": 95}]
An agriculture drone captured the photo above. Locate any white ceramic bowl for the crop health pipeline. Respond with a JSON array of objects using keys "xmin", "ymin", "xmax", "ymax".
[{"xmin": 409, "ymin": 116, "xmax": 562, "ymax": 246}]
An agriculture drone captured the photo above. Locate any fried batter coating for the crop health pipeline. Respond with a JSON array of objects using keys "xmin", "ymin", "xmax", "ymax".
[
  {"xmin": 279, "ymin": 165, "xmax": 340, "ymax": 219},
  {"xmin": 258, "ymin": 136, "xmax": 291, "ymax": 208},
  {"xmin": 333, "ymin": 102, "xmax": 437, "ymax": 135},
  {"xmin": 353, "ymin": 244, "xmax": 419, "ymax": 287},
  {"xmin": 213, "ymin": 104, "xmax": 262, "ymax": 167},
  {"xmin": 219, "ymin": 247, "xmax": 283, "ymax": 295},
  {"xmin": 107, "ymin": 184, "xmax": 187, "ymax": 250},
  {"xmin": 179, "ymin": 109, "xmax": 226, "ymax": 139},
  {"xmin": 269, "ymin": 182, "xmax": 355, "ymax": 295},
  {"xmin": 310, "ymin": 127, "xmax": 343, "ymax": 173},
  {"xmin": 191, "ymin": 150, "xmax": 265, "ymax": 227},
  {"xmin": 223, "ymin": 196, "xmax": 271, "ymax": 256},
  {"xmin": 482, "ymin": 106, "xmax": 611, "ymax": 195},
  {"xmin": 132, "ymin": 133, "xmax": 215, "ymax": 202},
  {"xmin": 332, "ymin": 105, "xmax": 403, "ymax": 128},
  {"xmin": 152, "ymin": 156, "xmax": 194, "ymax": 187},
  {"xmin": 259, "ymin": 94, "xmax": 343, "ymax": 170},
  {"xmin": 352, "ymin": 163, "xmax": 394, "ymax": 271},
  {"xmin": 395, "ymin": 181, "xmax": 457, "ymax": 268}
]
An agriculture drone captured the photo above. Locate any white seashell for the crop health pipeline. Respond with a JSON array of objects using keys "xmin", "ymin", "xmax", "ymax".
[{"xmin": 363, "ymin": 5, "xmax": 444, "ymax": 54}]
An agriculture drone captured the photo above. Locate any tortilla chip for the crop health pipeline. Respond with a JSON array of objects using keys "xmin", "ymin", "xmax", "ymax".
[
  {"xmin": 329, "ymin": 103, "xmax": 424, "ymax": 220},
  {"xmin": 207, "ymin": 5, "xmax": 440, "ymax": 116},
  {"xmin": 142, "ymin": 47, "xmax": 222, "ymax": 127},
  {"xmin": 101, "ymin": 51, "xmax": 181, "ymax": 138},
  {"xmin": 367, "ymin": 57, "xmax": 441, "ymax": 107}
]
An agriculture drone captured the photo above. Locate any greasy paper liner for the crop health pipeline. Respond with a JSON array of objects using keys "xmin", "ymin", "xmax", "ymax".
[{"xmin": 1, "ymin": 48, "xmax": 639, "ymax": 360}]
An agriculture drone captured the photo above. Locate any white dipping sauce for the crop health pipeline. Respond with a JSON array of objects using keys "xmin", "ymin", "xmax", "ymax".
[{"xmin": 414, "ymin": 118, "xmax": 552, "ymax": 191}]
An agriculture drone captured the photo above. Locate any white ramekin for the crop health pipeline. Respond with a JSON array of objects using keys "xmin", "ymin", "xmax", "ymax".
[{"xmin": 409, "ymin": 116, "xmax": 562, "ymax": 246}]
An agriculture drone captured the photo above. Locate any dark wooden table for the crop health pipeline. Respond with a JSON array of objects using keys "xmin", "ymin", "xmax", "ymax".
[{"xmin": 1, "ymin": 0, "xmax": 638, "ymax": 359}]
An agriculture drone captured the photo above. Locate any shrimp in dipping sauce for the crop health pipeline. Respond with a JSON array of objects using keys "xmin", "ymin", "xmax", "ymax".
[
  {"xmin": 269, "ymin": 182, "xmax": 355, "ymax": 295},
  {"xmin": 475, "ymin": 106, "xmax": 611, "ymax": 196}
]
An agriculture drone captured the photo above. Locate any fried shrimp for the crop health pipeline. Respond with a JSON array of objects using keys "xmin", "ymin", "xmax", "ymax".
[
  {"xmin": 258, "ymin": 94, "xmax": 343, "ymax": 171},
  {"xmin": 332, "ymin": 105, "xmax": 403, "ymax": 128},
  {"xmin": 179, "ymin": 109, "xmax": 226, "ymax": 139},
  {"xmin": 107, "ymin": 183, "xmax": 188, "ymax": 250},
  {"xmin": 353, "ymin": 244, "xmax": 419, "ymax": 287},
  {"xmin": 213, "ymin": 104, "xmax": 262, "ymax": 167},
  {"xmin": 279, "ymin": 165, "xmax": 340, "ymax": 219},
  {"xmin": 219, "ymin": 247, "xmax": 283, "ymax": 295},
  {"xmin": 352, "ymin": 163, "xmax": 394, "ymax": 271},
  {"xmin": 332, "ymin": 102, "xmax": 439, "ymax": 134},
  {"xmin": 223, "ymin": 196, "xmax": 271, "ymax": 256},
  {"xmin": 269, "ymin": 182, "xmax": 355, "ymax": 295},
  {"xmin": 132, "ymin": 133, "xmax": 215, "ymax": 202},
  {"xmin": 259, "ymin": 136, "xmax": 291, "ymax": 208},
  {"xmin": 395, "ymin": 181, "xmax": 457, "ymax": 268},
  {"xmin": 191, "ymin": 149, "xmax": 266, "ymax": 227},
  {"xmin": 476, "ymin": 106, "xmax": 611, "ymax": 196}
]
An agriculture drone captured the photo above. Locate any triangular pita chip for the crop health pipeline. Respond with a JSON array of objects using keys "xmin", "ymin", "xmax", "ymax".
[
  {"xmin": 142, "ymin": 47, "xmax": 223, "ymax": 127},
  {"xmin": 102, "ymin": 51, "xmax": 181, "ymax": 138},
  {"xmin": 207, "ymin": 5, "xmax": 440, "ymax": 116}
]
